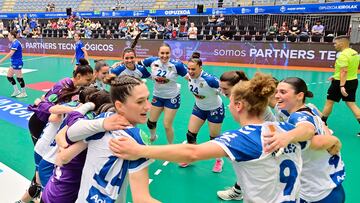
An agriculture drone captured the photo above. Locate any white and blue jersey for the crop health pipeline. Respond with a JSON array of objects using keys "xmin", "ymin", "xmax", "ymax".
[
  {"xmin": 110, "ymin": 64, "xmax": 151, "ymax": 79},
  {"xmin": 76, "ymin": 113, "xmax": 153, "ymax": 203},
  {"xmin": 212, "ymin": 122, "xmax": 302, "ymax": 203},
  {"xmin": 9, "ymin": 39, "xmax": 23, "ymax": 69},
  {"xmin": 141, "ymin": 57, "xmax": 187, "ymax": 98},
  {"xmin": 75, "ymin": 40, "xmax": 85, "ymax": 64},
  {"xmin": 188, "ymin": 71, "xmax": 222, "ymax": 111},
  {"xmin": 288, "ymin": 108, "xmax": 345, "ymax": 202}
]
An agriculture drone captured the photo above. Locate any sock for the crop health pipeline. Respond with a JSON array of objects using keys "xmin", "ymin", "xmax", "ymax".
[
  {"xmin": 21, "ymin": 87, "xmax": 26, "ymax": 93},
  {"xmin": 13, "ymin": 85, "xmax": 19, "ymax": 92},
  {"xmin": 233, "ymin": 183, "xmax": 242, "ymax": 194},
  {"xmin": 321, "ymin": 116, "xmax": 328, "ymax": 125},
  {"xmin": 357, "ymin": 118, "xmax": 360, "ymax": 124},
  {"xmin": 210, "ymin": 136, "xmax": 216, "ymax": 140}
]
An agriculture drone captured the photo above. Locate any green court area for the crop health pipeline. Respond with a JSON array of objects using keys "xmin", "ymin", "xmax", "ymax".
[{"xmin": 0, "ymin": 55, "xmax": 359, "ymax": 202}]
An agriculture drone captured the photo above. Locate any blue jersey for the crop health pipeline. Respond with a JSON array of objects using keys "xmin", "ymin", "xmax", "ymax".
[
  {"xmin": 75, "ymin": 40, "xmax": 85, "ymax": 64},
  {"xmin": 10, "ymin": 39, "xmax": 23, "ymax": 66},
  {"xmin": 212, "ymin": 122, "xmax": 302, "ymax": 203},
  {"xmin": 288, "ymin": 108, "xmax": 345, "ymax": 202},
  {"xmin": 76, "ymin": 112, "xmax": 153, "ymax": 203},
  {"xmin": 110, "ymin": 63, "xmax": 151, "ymax": 79},
  {"xmin": 141, "ymin": 57, "xmax": 187, "ymax": 98},
  {"xmin": 187, "ymin": 71, "xmax": 222, "ymax": 110}
]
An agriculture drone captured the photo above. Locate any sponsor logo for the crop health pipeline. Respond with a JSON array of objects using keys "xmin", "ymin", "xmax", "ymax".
[
  {"xmin": 164, "ymin": 9, "xmax": 191, "ymax": 15},
  {"xmin": 280, "ymin": 6, "xmax": 286, "ymax": 12}
]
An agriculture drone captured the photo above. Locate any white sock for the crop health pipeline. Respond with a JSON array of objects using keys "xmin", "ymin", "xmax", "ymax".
[
  {"xmin": 13, "ymin": 85, "xmax": 19, "ymax": 92},
  {"xmin": 21, "ymin": 88, "xmax": 26, "ymax": 93}
]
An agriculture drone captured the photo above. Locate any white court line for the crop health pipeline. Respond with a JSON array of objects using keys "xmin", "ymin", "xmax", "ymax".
[
  {"xmin": 1, "ymin": 55, "xmax": 55, "ymax": 66},
  {"xmin": 162, "ymin": 161, "xmax": 169, "ymax": 166},
  {"xmin": 154, "ymin": 169, "xmax": 162, "ymax": 176},
  {"xmin": 149, "ymin": 179, "xmax": 153, "ymax": 184}
]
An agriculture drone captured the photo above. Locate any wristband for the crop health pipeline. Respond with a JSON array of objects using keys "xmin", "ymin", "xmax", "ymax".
[{"xmin": 340, "ymin": 85, "xmax": 345, "ymax": 87}]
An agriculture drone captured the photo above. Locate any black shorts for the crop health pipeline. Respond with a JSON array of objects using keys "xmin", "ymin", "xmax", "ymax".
[{"xmin": 327, "ymin": 79, "xmax": 358, "ymax": 102}]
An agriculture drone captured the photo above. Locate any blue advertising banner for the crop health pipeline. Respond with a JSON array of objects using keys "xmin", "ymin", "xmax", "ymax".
[
  {"xmin": 0, "ymin": 2, "xmax": 358, "ymax": 19},
  {"xmin": 0, "ymin": 96, "xmax": 32, "ymax": 129}
]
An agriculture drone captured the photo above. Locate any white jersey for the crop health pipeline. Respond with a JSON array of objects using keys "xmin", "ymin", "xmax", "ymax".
[
  {"xmin": 142, "ymin": 57, "xmax": 187, "ymax": 98},
  {"xmin": 34, "ymin": 101, "xmax": 79, "ymax": 163},
  {"xmin": 288, "ymin": 107, "xmax": 345, "ymax": 202},
  {"xmin": 110, "ymin": 64, "xmax": 151, "ymax": 79},
  {"xmin": 187, "ymin": 71, "xmax": 222, "ymax": 110},
  {"xmin": 212, "ymin": 122, "xmax": 302, "ymax": 203},
  {"xmin": 76, "ymin": 113, "xmax": 153, "ymax": 203}
]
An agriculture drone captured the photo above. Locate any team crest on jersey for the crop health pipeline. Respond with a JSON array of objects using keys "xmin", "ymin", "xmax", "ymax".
[
  {"xmin": 199, "ymin": 83, "xmax": 203, "ymax": 88},
  {"xmin": 47, "ymin": 94, "xmax": 58, "ymax": 103},
  {"xmin": 194, "ymin": 94, "xmax": 205, "ymax": 99},
  {"xmin": 152, "ymin": 98, "xmax": 157, "ymax": 103},
  {"xmin": 155, "ymin": 77, "xmax": 170, "ymax": 84},
  {"xmin": 140, "ymin": 129, "xmax": 151, "ymax": 145},
  {"xmin": 171, "ymin": 97, "xmax": 177, "ymax": 104}
]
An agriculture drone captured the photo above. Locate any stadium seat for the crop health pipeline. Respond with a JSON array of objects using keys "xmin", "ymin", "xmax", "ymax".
[
  {"xmin": 197, "ymin": 34, "xmax": 204, "ymax": 40},
  {"xmin": 311, "ymin": 35, "xmax": 322, "ymax": 42},
  {"xmin": 244, "ymin": 35, "xmax": 252, "ymax": 41},
  {"xmin": 277, "ymin": 35, "xmax": 285, "ymax": 42},
  {"xmin": 234, "ymin": 35, "xmax": 242, "ymax": 41},
  {"xmin": 266, "ymin": 35, "xmax": 275, "ymax": 41},
  {"xmin": 299, "ymin": 35, "xmax": 309, "ymax": 42},
  {"xmin": 287, "ymin": 35, "xmax": 297, "ymax": 42}
]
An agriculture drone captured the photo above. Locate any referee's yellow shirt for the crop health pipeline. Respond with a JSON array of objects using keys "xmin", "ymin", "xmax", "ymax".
[{"xmin": 334, "ymin": 48, "xmax": 359, "ymax": 80}]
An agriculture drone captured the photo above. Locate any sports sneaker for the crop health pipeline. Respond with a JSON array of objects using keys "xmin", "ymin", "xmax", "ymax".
[
  {"xmin": 179, "ymin": 162, "xmax": 190, "ymax": 168},
  {"xmin": 212, "ymin": 158, "xmax": 224, "ymax": 173},
  {"xmin": 217, "ymin": 187, "xmax": 243, "ymax": 201},
  {"xmin": 357, "ymin": 132, "xmax": 360, "ymax": 137},
  {"xmin": 16, "ymin": 92, "xmax": 28, "ymax": 98},
  {"xmin": 11, "ymin": 90, "xmax": 20, "ymax": 97}
]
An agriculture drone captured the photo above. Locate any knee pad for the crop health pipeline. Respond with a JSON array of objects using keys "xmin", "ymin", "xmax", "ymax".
[
  {"xmin": 16, "ymin": 77, "xmax": 25, "ymax": 88},
  {"xmin": 147, "ymin": 120, "xmax": 157, "ymax": 130},
  {"xmin": 7, "ymin": 77, "xmax": 16, "ymax": 85},
  {"xmin": 28, "ymin": 177, "xmax": 41, "ymax": 199},
  {"xmin": 186, "ymin": 130, "xmax": 198, "ymax": 144}
]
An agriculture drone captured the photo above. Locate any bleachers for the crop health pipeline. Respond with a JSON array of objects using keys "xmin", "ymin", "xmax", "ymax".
[
  {"xmin": 110, "ymin": 0, "xmax": 157, "ymax": 11},
  {"xmin": 13, "ymin": 0, "xmax": 82, "ymax": 12}
]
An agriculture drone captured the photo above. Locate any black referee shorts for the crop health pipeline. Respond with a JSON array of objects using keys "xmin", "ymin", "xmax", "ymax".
[{"xmin": 327, "ymin": 79, "xmax": 358, "ymax": 102}]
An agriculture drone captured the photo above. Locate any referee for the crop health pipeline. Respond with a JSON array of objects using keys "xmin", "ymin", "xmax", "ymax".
[{"xmin": 322, "ymin": 35, "xmax": 360, "ymax": 136}]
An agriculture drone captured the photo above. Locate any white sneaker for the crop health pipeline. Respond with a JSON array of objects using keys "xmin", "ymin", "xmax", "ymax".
[
  {"xmin": 16, "ymin": 92, "xmax": 28, "ymax": 98},
  {"xmin": 150, "ymin": 134, "xmax": 158, "ymax": 142},
  {"xmin": 11, "ymin": 90, "xmax": 21, "ymax": 97},
  {"xmin": 217, "ymin": 187, "xmax": 243, "ymax": 201}
]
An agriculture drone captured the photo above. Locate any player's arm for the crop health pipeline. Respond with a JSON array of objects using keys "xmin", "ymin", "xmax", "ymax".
[
  {"xmin": 129, "ymin": 167, "xmax": 160, "ymax": 203},
  {"xmin": 264, "ymin": 122, "xmax": 315, "ymax": 153},
  {"xmin": 0, "ymin": 50, "xmax": 15, "ymax": 64},
  {"xmin": 310, "ymin": 134, "xmax": 341, "ymax": 153},
  {"xmin": 82, "ymin": 47, "xmax": 89, "ymax": 62},
  {"xmin": 71, "ymin": 53, "xmax": 76, "ymax": 64},
  {"xmin": 55, "ymin": 140, "xmax": 88, "ymax": 166},
  {"xmin": 49, "ymin": 104, "xmax": 75, "ymax": 115},
  {"xmin": 110, "ymin": 137, "xmax": 226, "ymax": 162}
]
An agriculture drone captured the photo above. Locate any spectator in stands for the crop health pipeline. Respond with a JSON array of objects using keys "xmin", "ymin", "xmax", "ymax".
[
  {"xmin": 51, "ymin": 21, "xmax": 58, "ymax": 30},
  {"xmin": 173, "ymin": 18, "xmax": 180, "ymax": 32},
  {"xmin": 311, "ymin": 20, "xmax": 324, "ymax": 36},
  {"xmin": 29, "ymin": 18, "xmax": 37, "ymax": 31},
  {"xmin": 32, "ymin": 27, "xmax": 41, "ymax": 38},
  {"xmin": 90, "ymin": 21, "xmax": 96, "ymax": 30},
  {"xmin": 164, "ymin": 21, "xmax": 173, "ymax": 39},
  {"xmin": 279, "ymin": 21, "xmax": 288, "ymax": 36},
  {"xmin": 138, "ymin": 19, "xmax": 148, "ymax": 32},
  {"xmin": 207, "ymin": 15, "xmax": 217, "ymax": 26},
  {"xmin": 187, "ymin": 22, "xmax": 197, "ymax": 40},
  {"xmin": 46, "ymin": 3, "xmax": 51, "ymax": 11},
  {"xmin": 118, "ymin": 19, "xmax": 126, "ymax": 31},
  {"xmin": 22, "ymin": 24, "xmax": 31, "ymax": 38},
  {"xmin": 95, "ymin": 21, "xmax": 102, "ymax": 30},
  {"xmin": 213, "ymin": 26, "xmax": 222, "ymax": 40},
  {"xmin": 145, "ymin": 15, "xmax": 153, "ymax": 24},
  {"xmin": 216, "ymin": 14, "xmax": 225, "ymax": 26},
  {"xmin": 300, "ymin": 23, "xmax": 310, "ymax": 37},
  {"xmin": 105, "ymin": 29, "xmax": 113, "ymax": 39},
  {"xmin": 267, "ymin": 22, "xmax": 278, "ymax": 36},
  {"xmin": 50, "ymin": 2, "xmax": 55, "ymax": 12},
  {"xmin": 0, "ymin": 20, "xmax": 4, "ymax": 35},
  {"xmin": 157, "ymin": 23, "xmax": 165, "ymax": 35},
  {"xmin": 84, "ymin": 27, "xmax": 92, "ymax": 39},
  {"xmin": 289, "ymin": 19, "xmax": 301, "ymax": 36}
]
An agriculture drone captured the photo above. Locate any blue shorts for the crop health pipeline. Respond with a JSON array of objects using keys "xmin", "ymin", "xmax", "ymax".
[
  {"xmin": 300, "ymin": 184, "xmax": 345, "ymax": 203},
  {"xmin": 192, "ymin": 103, "xmax": 225, "ymax": 123},
  {"xmin": 151, "ymin": 94, "xmax": 181, "ymax": 109},
  {"xmin": 34, "ymin": 152, "xmax": 42, "ymax": 170},
  {"xmin": 11, "ymin": 64, "xmax": 23, "ymax": 70},
  {"xmin": 38, "ymin": 159, "xmax": 55, "ymax": 187}
]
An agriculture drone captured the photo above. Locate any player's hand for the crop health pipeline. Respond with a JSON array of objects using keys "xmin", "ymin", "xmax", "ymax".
[
  {"xmin": 111, "ymin": 61, "xmax": 123, "ymax": 68},
  {"xmin": 327, "ymin": 139, "xmax": 342, "ymax": 155},
  {"xmin": 103, "ymin": 113, "xmax": 131, "ymax": 131},
  {"xmin": 71, "ymin": 58, "xmax": 74, "ymax": 64},
  {"xmin": 109, "ymin": 137, "xmax": 143, "ymax": 160},
  {"xmin": 327, "ymin": 76, "xmax": 334, "ymax": 81},
  {"xmin": 340, "ymin": 86, "xmax": 348, "ymax": 97},
  {"xmin": 263, "ymin": 132, "xmax": 292, "ymax": 153}
]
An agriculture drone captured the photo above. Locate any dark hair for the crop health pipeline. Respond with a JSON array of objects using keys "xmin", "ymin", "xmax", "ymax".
[
  {"xmin": 74, "ymin": 32, "xmax": 82, "ymax": 38},
  {"xmin": 108, "ymin": 75, "xmax": 144, "ymax": 103},
  {"xmin": 56, "ymin": 87, "xmax": 82, "ymax": 104},
  {"xmin": 188, "ymin": 51, "xmax": 202, "ymax": 66},
  {"xmin": 79, "ymin": 87, "xmax": 99, "ymax": 103},
  {"xmin": 232, "ymin": 72, "xmax": 276, "ymax": 117},
  {"xmin": 94, "ymin": 59, "xmax": 109, "ymax": 72},
  {"xmin": 220, "ymin": 71, "xmax": 249, "ymax": 86},
  {"xmin": 9, "ymin": 30, "xmax": 17, "ymax": 38},
  {"xmin": 121, "ymin": 30, "xmax": 142, "ymax": 58},
  {"xmin": 159, "ymin": 42, "xmax": 172, "ymax": 51},
  {"xmin": 281, "ymin": 77, "xmax": 313, "ymax": 103},
  {"xmin": 73, "ymin": 58, "xmax": 93, "ymax": 77},
  {"xmin": 87, "ymin": 90, "xmax": 112, "ymax": 114},
  {"xmin": 123, "ymin": 48, "xmax": 136, "ymax": 58}
]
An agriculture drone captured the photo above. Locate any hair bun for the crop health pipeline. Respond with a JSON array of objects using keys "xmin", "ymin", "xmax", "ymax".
[
  {"xmin": 191, "ymin": 52, "xmax": 201, "ymax": 59},
  {"xmin": 79, "ymin": 58, "xmax": 89, "ymax": 66}
]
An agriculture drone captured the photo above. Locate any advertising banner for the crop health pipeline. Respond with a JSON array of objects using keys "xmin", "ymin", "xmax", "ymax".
[{"xmin": 0, "ymin": 38, "xmax": 359, "ymax": 68}]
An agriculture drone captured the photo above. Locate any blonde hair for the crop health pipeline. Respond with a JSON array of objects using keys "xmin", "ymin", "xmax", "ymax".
[{"xmin": 231, "ymin": 72, "xmax": 276, "ymax": 117}]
